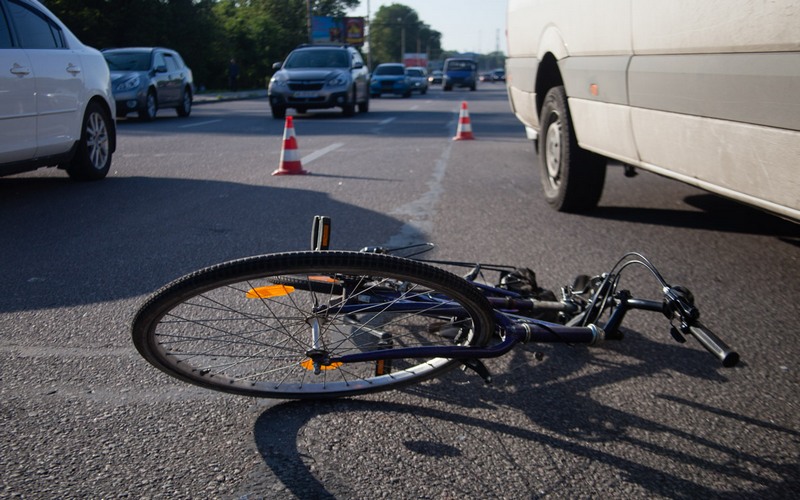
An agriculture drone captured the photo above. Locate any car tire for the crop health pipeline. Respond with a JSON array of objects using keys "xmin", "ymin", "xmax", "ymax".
[
  {"xmin": 140, "ymin": 90, "xmax": 157, "ymax": 121},
  {"xmin": 271, "ymin": 105, "xmax": 286, "ymax": 119},
  {"xmin": 444, "ymin": 85, "xmax": 452, "ymax": 91},
  {"xmin": 65, "ymin": 101, "xmax": 113, "ymax": 181},
  {"xmin": 538, "ymin": 86, "xmax": 606, "ymax": 212},
  {"xmin": 358, "ymin": 95, "xmax": 369, "ymax": 113},
  {"xmin": 342, "ymin": 90, "xmax": 356, "ymax": 116},
  {"xmin": 176, "ymin": 87, "xmax": 192, "ymax": 117}
]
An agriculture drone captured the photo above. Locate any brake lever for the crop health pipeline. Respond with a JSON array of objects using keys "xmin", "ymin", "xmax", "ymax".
[{"xmin": 663, "ymin": 285, "xmax": 699, "ymax": 323}]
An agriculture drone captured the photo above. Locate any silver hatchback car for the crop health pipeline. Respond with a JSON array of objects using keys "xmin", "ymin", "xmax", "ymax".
[{"xmin": 103, "ymin": 47, "xmax": 194, "ymax": 121}]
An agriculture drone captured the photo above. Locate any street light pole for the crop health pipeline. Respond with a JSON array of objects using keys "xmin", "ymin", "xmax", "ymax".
[{"xmin": 398, "ymin": 12, "xmax": 413, "ymax": 64}]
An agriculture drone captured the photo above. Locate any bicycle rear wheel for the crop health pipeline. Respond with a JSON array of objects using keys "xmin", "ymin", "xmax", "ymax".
[{"xmin": 132, "ymin": 251, "xmax": 495, "ymax": 399}]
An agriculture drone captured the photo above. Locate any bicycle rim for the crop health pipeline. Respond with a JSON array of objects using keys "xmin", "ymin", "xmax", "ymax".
[{"xmin": 132, "ymin": 251, "xmax": 495, "ymax": 399}]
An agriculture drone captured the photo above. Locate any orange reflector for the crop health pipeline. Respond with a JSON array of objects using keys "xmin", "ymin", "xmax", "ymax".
[
  {"xmin": 308, "ymin": 275, "xmax": 336, "ymax": 283},
  {"xmin": 300, "ymin": 359, "xmax": 343, "ymax": 371},
  {"xmin": 590, "ymin": 84, "xmax": 599, "ymax": 96},
  {"xmin": 246, "ymin": 284, "xmax": 295, "ymax": 299}
]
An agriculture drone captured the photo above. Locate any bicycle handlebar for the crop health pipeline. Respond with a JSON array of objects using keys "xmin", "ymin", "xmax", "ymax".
[
  {"xmin": 661, "ymin": 286, "xmax": 739, "ymax": 367},
  {"xmin": 686, "ymin": 321, "xmax": 740, "ymax": 367}
]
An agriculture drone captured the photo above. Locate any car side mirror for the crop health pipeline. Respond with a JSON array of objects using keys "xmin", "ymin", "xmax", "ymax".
[
  {"xmin": 272, "ymin": 62, "xmax": 282, "ymax": 70},
  {"xmin": 352, "ymin": 61, "xmax": 363, "ymax": 70},
  {"xmin": 154, "ymin": 65, "xmax": 167, "ymax": 73}
]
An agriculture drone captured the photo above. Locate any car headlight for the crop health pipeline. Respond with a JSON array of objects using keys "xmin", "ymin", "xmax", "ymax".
[
  {"xmin": 269, "ymin": 76, "xmax": 288, "ymax": 89},
  {"xmin": 115, "ymin": 75, "xmax": 141, "ymax": 92},
  {"xmin": 326, "ymin": 73, "xmax": 348, "ymax": 87}
]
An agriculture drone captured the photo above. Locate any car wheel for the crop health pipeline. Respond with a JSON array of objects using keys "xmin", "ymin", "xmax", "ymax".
[
  {"xmin": 444, "ymin": 85, "xmax": 452, "ymax": 91},
  {"xmin": 342, "ymin": 89, "xmax": 356, "ymax": 116},
  {"xmin": 358, "ymin": 94, "xmax": 369, "ymax": 113},
  {"xmin": 538, "ymin": 86, "xmax": 606, "ymax": 212},
  {"xmin": 421, "ymin": 87, "xmax": 427, "ymax": 95},
  {"xmin": 402, "ymin": 90, "xmax": 412, "ymax": 98},
  {"xmin": 140, "ymin": 90, "xmax": 157, "ymax": 121},
  {"xmin": 176, "ymin": 87, "xmax": 192, "ymax": 117},
  {"xmin": 271, "ymin": 105, "xmax": 286, "ymax": 119},
  {"xmin": 66, "ymin": 101, "xmax": 113, "ymax": 181}
]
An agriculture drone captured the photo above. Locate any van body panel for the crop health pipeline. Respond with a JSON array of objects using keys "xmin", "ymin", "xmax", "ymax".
[{"xmin": 506, "ymin": 0, "xmax": 800, "ymax": 220}]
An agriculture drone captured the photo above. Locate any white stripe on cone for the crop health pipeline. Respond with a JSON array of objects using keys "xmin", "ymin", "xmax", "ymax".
[{"xmin": 273, "ymin": 116, "xmax": 309, "ymax": 175}]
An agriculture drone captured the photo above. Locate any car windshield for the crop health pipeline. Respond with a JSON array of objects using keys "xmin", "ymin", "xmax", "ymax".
[
  {"xmin": 375, "ymin": 65, "xmax": 404, "ymax": 76},
  {"xmin": 104, "ymin": 52, "xmax": 151, "ymax": 71},
  {"xmin": 284, "ymin": 49, "xmax": 349, "ymax": 69},
  {"xmin": 406, "ymin": 69, "xmax": 423, "ymax": 77},
  {"xmin": 447, "ymin": 61, "xmax": 475, "ymax": 71}
]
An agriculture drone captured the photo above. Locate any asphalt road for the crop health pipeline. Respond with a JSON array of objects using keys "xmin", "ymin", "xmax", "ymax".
[{"xmin": 1, "ymin": 85, "xmax": 798, "ymax": 498}]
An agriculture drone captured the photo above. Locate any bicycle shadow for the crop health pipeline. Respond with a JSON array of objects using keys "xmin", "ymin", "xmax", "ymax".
[{"xmin": 247, "ymin": 332, "xmax": 797, "ymax": 498}]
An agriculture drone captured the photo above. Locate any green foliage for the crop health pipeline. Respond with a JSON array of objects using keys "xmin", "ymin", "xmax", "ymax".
[
  {"xmin": 369, "ymin": 4, "xmax": 441, "ymax": 67},
  {"xmin": 44, "ymin": 1, "xmax": 498, "ymax": 90}
]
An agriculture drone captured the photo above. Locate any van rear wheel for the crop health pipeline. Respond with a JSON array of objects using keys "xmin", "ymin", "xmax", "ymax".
[{"xmin": 538, "ymin": 86, "xmax": 606, "ymax": 212}]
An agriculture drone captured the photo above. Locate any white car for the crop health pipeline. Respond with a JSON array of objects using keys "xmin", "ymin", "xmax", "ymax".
[{"xmin": 0, "ymin": 0, "xmax": 116, "ymax": 180}]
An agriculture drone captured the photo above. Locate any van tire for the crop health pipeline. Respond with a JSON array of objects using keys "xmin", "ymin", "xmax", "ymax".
[{"xmin": 538, "ymin": 86, "xmax": 606, "ymax": 212}]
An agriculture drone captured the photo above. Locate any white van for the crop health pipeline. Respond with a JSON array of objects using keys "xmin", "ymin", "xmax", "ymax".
[{"xmin": 506, "ymin": 0, "xmax": 799, "ymax": 220}]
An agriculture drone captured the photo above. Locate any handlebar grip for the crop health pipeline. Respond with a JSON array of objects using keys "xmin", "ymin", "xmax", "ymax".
[{"xmin": 687, "ymin": 322, "xmax": 739, "ymax": 367}]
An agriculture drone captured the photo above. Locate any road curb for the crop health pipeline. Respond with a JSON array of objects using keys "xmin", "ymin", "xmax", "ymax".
[{"xmin": 193, "ymin": 90, "xmax": 267, "ymax": 104}]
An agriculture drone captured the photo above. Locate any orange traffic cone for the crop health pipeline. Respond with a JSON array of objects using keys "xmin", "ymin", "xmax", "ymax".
[
  {"xmin": 272, "ymin": 116, "xmax": 309, "ymax": 175},
  {"xmin": 453, "ymin": 101, "xmax": 475, "ymax": 140}
]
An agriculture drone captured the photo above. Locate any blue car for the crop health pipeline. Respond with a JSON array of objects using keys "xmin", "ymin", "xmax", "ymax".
[
  {"xmin": 443, "ymin": 58, "xmax": 477, "ymax": 91},
  {"xmin": 370, "ymin": 63, "xmax": 412, "ymax": 98}
]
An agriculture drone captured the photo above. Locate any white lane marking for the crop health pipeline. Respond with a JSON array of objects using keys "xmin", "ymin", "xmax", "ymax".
[
  {"xmin": 384, "ymin": 140, "xmax": 453, "ymax": 248},
  {"xmin": 378, "ymin": 117, "xmax": 396, "ymax": 126},
  {"xmin": 302, "ymin": 143, "xmax": 344, "ymax": 164},
  {"xmin": 178, "ymin": 119, "xmax": 222, "ymax": 129}
]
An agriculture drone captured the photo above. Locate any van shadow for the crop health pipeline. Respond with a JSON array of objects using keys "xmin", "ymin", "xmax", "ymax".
[
  {"xmin": 250, "ymin": 333, "xmax": 796, "ymax": 498},
  {"xmin": 591, "ymin": 193, "xmax": 799, "ymax": 241},
  {"xmin": 0, "ymin": 176, "xmax": 404, "ymax": 312}
]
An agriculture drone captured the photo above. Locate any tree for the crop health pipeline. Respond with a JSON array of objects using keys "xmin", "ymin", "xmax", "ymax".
[
  {"xmin": 368, "ymin": 4, "xmax": 441, "ymax": 68},
  {"xmin": 46, "ymin": 0, "xmax": 364, "ymax": 90}
]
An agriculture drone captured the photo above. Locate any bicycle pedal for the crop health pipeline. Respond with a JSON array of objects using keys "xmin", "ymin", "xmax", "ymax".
[
  {"xmin": 460, "ymin": 359, "xmax": 492, "ymax": 384},
  {"xmin": 311, "ymin": 215, "xmax": 331, "ymax": 251}
]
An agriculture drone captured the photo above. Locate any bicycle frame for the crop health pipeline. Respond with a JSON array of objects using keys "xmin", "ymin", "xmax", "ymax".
[
  {"xmin": 313, "ymin": 276, "xmax": 606, "ymax": 367},
  {"xmin": 319, "ymin": 274, "xmax": 737, "ymax": 369}
]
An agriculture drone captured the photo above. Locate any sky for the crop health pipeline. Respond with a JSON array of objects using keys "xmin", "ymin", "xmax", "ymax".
[{"xmin": 346, "ymin": 0, "xmax": 508, "ymax": 55}]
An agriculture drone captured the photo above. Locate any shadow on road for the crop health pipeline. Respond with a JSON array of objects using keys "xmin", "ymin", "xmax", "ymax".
[
  {"xmin": 249, "ymin": 332, "xmax": 796, "ymax": 498},
  {"xmin": 590, "ymin": 193, "xmax": 798, "ymax": 243},
  {"xmin": 0, "ymin": 176, "xmax": 404, "ymax": 312}
]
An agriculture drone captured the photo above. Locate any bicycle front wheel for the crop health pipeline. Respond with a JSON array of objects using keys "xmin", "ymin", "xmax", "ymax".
[{"xmin": 132, "ymin": 251, "xmax": 495, "ymax": 399}]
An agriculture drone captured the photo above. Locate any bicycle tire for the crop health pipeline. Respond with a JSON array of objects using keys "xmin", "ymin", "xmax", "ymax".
[
  {"xmin": 132, "ymin": 251, "xmax": 495, "ymax": 399},
  {"xmin": 268, "ymin": 274, "xmax": 345, "ymax": 295}
]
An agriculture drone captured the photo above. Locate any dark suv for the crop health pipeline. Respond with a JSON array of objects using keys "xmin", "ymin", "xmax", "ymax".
[
  {"xmin": 103, "ymin": 47, "xmax": 194, "ymax": 121},
  {"xmin": 268, "ymin": 44, "xmax": 369, "ymax": 118}
]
